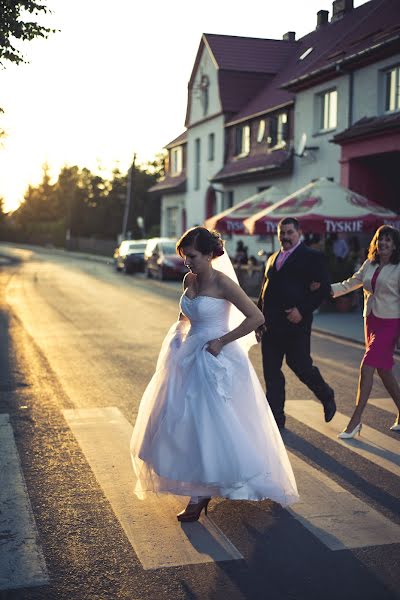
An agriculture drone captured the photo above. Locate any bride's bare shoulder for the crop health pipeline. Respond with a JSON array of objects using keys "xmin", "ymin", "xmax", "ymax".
[{"xmin": 183, "ymin": 271, "xmax": 196, "ymax": 290}]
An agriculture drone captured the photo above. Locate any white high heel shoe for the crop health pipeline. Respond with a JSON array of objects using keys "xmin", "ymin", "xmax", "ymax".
[
  {"xmin": 390, "ymin": 423, "xmax": 400, "ymax": 432},
  {"xmin": 338, "ymin": 423, "xmax": 362, "ymax": 439}
]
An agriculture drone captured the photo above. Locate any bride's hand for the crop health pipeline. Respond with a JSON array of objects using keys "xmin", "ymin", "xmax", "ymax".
[{"xmin": 206, "ymin": 338, "xmax": 224, "ymax": 357}]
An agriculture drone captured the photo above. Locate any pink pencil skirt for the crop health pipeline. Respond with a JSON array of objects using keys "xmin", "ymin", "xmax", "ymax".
[{"xmin": 362, "ymin": 312, "xmax": 400, "ymax": 370}]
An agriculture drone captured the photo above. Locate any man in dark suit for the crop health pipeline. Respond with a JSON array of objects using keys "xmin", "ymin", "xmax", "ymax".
[{"xmin": 257, "ymin": 217, "xmax": 336, "ymax": 430}]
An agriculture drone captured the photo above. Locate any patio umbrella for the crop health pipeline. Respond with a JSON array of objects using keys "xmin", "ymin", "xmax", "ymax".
[
  {"xmin": 244, "ymin": 178, "xmax": 400, "ymax": 235},
  {"xmin": 204, "ymin": 186, "xmax": 284, "ymax": 234}
]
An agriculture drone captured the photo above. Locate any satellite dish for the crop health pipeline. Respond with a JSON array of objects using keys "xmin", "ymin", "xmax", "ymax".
[{"xmin": 296, "ymin": 132, "xmax": 307, "ymax": 157}]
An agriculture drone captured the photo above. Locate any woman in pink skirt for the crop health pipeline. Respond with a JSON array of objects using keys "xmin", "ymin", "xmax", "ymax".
[{"xmin": 331, "ymin": 225, "xmax": 400, "ymax": 438}]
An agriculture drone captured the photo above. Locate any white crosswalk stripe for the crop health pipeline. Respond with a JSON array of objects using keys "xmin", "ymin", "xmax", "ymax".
[
  {"xmin": 369, "ymin": 397, "xmax": 398, "ymax": 415},
  {"xmin": 288, "ymin": 452, "xmax": 400, "ymax": 550},
  {"xmin": 0, "ymin": 414, "xmax": 48, "ymax": 591},
  {"xmin": 286, "ymin": 400, "xmax": 400, "ymax": 477},
  {"xmin": 62, "ymin": 407, "xmax": 243, "ymax": 570}
]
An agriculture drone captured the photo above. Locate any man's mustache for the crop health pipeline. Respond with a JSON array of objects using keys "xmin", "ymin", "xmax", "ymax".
[{"xmin": 281, "ymin": 239, "xmax": 292, "ymax": 244}]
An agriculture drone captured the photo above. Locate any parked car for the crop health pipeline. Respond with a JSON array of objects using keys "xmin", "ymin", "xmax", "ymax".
[
  {"xmin": 113, "ymin": 240, "xmax": 147, "ymax": 274},
  {"xmin": 144, "ymin": 238, "xmax": 187, "ymax": 280}
]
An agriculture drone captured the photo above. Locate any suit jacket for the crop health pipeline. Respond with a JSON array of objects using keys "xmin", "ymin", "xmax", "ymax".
[
  {"xmin": 331, "ymin": 259, "xmax": 400, "ymax": 319},
  {"xmin": 258, "ymin": 243, "xmax": 330, "ymax": 331}
]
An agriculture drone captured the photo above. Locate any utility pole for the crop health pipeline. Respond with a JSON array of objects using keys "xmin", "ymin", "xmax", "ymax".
[{"xmin": 122, "ymin": 153, "xmax": 136, "ymax": 239}]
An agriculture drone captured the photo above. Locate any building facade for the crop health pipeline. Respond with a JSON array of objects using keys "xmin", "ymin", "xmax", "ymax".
[{"xmin": 150, "ymin": 0, "xmax": 400, "ymax": 253}]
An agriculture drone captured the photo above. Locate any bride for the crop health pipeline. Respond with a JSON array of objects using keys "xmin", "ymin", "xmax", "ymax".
[{"xmin": 131, "ymin": 226, "xmax": 299, "ymax": 522}]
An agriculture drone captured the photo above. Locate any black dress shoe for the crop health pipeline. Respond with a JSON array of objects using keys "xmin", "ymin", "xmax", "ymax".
[{"xmin": 324, "ymin": 397, "xmax": 336, "ymax": 422}]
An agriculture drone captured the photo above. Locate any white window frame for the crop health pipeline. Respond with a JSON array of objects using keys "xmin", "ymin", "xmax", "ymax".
[
  {"xmin": 170, "ymin": 147, "xmax": 183, "ymax": 176},
  {"xmin": 317, "ymin": 89, "xmax": 337, "ymax": 132},
  {"xmin": 384, "ymin": 65, "xmax": 400, "ymax": 113},
  {"xmin": 165, "ymin": 206, "xmax": 178, "ymax": 237},
  {"xmin": 208, "ymin": 133, "xmax": 215, "ymax": 161},
  {"xmin": 235, "ymin": 125, "xmax": 251, "ymax": 157},
  {"xmin": 194, "ymin": 138, "xmax": 201, "ymax": 190},
  {"xmin": 257, "ymin": 119, "xmax": 266, "ymax": 143}
]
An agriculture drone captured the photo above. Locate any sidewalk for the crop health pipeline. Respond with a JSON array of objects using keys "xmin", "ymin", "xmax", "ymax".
[{"xmin": 313, "ymin": 309, "xmax": 364, "ymax": 345}]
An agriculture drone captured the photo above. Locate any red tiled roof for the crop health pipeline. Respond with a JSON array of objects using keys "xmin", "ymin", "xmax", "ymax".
[
  {"xmin": 332, "ymin": 112, "xmax": 400, "ymax": 143},
  {"xmin": 218, "ymin": 71, "xmax": 274, "ymax": 116},
  {"xmin": 281, "ymin": 0, "xmax": 400, "ymax": 90},
  {"xmin": 148, "ymin": 172, "xmax": 186, "ymax": 194},
  {"xmin": 165, "ymin": 131, "xmax": 187, "ymax": 149},
  {"xmin": 227, "ymin": 0, "xmax": 400, "ymax": 124},
  {"xmin": 204, "ymin": 34, "xmax": 298, "ymax": 73},
  {"xmin": 211, "ymin": 150, "xmax": 292, "ymax": 183}
]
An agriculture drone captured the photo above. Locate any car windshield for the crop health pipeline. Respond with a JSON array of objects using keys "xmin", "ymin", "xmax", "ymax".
[
  {"xmin": 129, "ymin": 243, "xmax": 146, "ymax": 251},
  {"xmin": 161, "ymin": 242, "xmax": 177, "ymax": 255}
]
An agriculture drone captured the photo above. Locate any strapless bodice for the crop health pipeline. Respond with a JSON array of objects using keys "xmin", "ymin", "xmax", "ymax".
[{"xmin": 180, "ymin": 293, "xmax": 230, "ymax": 336}]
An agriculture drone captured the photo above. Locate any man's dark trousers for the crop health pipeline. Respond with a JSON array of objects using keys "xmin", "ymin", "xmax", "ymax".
[
  {"xmin": 258, "ymin": 243, "xmax": 334, "ymax": 429},
  {"xmin": 261, "ymin": 324, "xmax": 333, "ymax": 429}
]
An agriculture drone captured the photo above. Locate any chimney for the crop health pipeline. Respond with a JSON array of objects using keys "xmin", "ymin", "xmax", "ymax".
[
  {"xmin": 283, "ymin": 31, "xmax": 296, "ymax": 42},
  {"xmin": 331, "ymin": 0, "xmax": 354, "ymax": 21},
  {"xmin": 317, "ymin": 10, "xmax": 329, "ymax": 28}
]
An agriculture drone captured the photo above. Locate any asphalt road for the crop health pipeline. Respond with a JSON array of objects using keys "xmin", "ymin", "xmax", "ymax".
[{"xmin": 0, "ymin": 244, "xmax": 399, "ymax": 600}]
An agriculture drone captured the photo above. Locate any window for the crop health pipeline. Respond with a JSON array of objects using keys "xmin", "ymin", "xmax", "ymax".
[
  {"xmin": 194, "ymin": 138, "xmax": 201, "ymax": 190},
  {"xmin": 318, "ymin": 89, "xmax": 337, "ymax": 131},
  {"xmin": 200, "ymin": 74, "xmax": 209, "ymax": 116},
  {"xmin": 384, "ymin": 66, "xmax": 400, "ymax": 112},
  {"xmin": 170, "ymin": 147, "xmax": 182, "ymax": 176},
  {"xmin": 234, "ymin": 125, "xmax": 250, "ymax": 156},
  {"xmin": 222, "ymin": 190, "xmax": 234, "ymax": 211},
  {"xmin": 257, "ymin": 119, "xmax": 266, "ymax": 143},
  {"xmin": 268, "ymin": 112, "xmax": 288, "ymax": 148},
  {"xmin": 208, "ymin": 133, "xmax": 215, "ymax": 161},
  {"xmin": 165, "ymin": 207, "xmax": 178, "ymax": 237}
]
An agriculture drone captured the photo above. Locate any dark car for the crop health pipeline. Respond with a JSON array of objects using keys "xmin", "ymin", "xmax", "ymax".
[
  {"xmin": 144, "ymin": 238, "xmax": 187, "ymax": 280},
  {"xmin": 113, "ymin": 240, "xmax": 147, "ymax": 274}
]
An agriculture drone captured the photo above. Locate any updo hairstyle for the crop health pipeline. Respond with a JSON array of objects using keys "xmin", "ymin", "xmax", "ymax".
[{"xmin": 176, "ymin": 226, "xmax": 225, "ymax": 259}]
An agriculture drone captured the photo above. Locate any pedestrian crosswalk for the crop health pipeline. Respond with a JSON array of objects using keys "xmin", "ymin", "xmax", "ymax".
[{"xmin": 1, "ymin": 398, "xmax": 399, "ymax": 589}]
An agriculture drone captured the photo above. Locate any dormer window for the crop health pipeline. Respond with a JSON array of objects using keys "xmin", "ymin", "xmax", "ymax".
[
  {"xmin": 170, "ymin": 146, "xmax": 183, "ymax": 176},
  {"xmin": 268, "ymin": 112, "xmax": 288, "ymax": 148},
  {"xmin": 257, "ymin": 119, "xmax": 266, "ymax": 143},
  {"xmin": 234, "ymin": 125, "xmax": 250, "ymax": 156}
]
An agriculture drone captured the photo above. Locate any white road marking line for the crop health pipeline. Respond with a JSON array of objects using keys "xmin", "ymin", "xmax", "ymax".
[
  {"xmin": 0, "ymin": 414, "xmax": 48, "ymax": 591},
  {"xmin": 369, "ymin": 398, "xmax": 397, "ymax": 415},
  {"xmin": 63, "ymin": 407, "xmax": 243, "ymax": 570},
  {"xmin": 286, "ymin": 400, "xmax": 400, "ymax": 477},
  {"xmin": 288, "ymin": 452, "xmax": 400, "ymax": 550}
]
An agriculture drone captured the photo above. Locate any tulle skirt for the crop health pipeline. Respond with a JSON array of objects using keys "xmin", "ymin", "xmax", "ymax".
[{"xmin": 130, "ymin": 322, "xmax": 299, "ymax": 507}]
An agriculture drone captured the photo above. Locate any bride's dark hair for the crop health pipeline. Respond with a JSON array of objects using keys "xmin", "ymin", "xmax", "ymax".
[{"xmin": 176, "ymin": 226, "xmax": 224, "ymax": 258}]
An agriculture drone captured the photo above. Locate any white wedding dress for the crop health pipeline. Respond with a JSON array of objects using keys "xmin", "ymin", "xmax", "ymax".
[{"xmin": 130, "ymin": 292, "xmax": 299, "ymax": 507}]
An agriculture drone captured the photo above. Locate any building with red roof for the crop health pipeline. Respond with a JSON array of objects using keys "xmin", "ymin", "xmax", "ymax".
[{"xmin": 149, "ymin": 0, "xmax": 400, "ymax": 251}]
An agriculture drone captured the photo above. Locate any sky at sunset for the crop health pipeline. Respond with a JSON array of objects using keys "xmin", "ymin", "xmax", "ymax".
[{"xmin": 0, "ymin": 0, "xmax": 368, "ymax": 212}]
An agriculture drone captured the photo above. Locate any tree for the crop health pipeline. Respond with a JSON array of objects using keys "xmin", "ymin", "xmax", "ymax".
[{"xmin": 0, "ymin": 0, "xmax": 55, "ymax": 67}]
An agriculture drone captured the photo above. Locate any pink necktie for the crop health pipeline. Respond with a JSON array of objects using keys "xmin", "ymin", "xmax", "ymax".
[{"xmin": 276, "ymin": 250, "xmax": 290, "ymax": 271}]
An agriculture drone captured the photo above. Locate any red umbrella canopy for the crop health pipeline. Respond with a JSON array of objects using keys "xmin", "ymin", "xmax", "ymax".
[
  {"xmin": 204, "ymin": 186, "xmax": 284, "ymax": 234},
  {"xmin": 244, "ymin": 178, "xmax": 400, "ymax": 235}
]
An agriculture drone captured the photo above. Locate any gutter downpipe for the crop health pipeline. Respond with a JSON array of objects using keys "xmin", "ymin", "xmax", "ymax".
[{"xmin": 348, "ymin": 70, "xmax": 354, "ymax": 128}]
